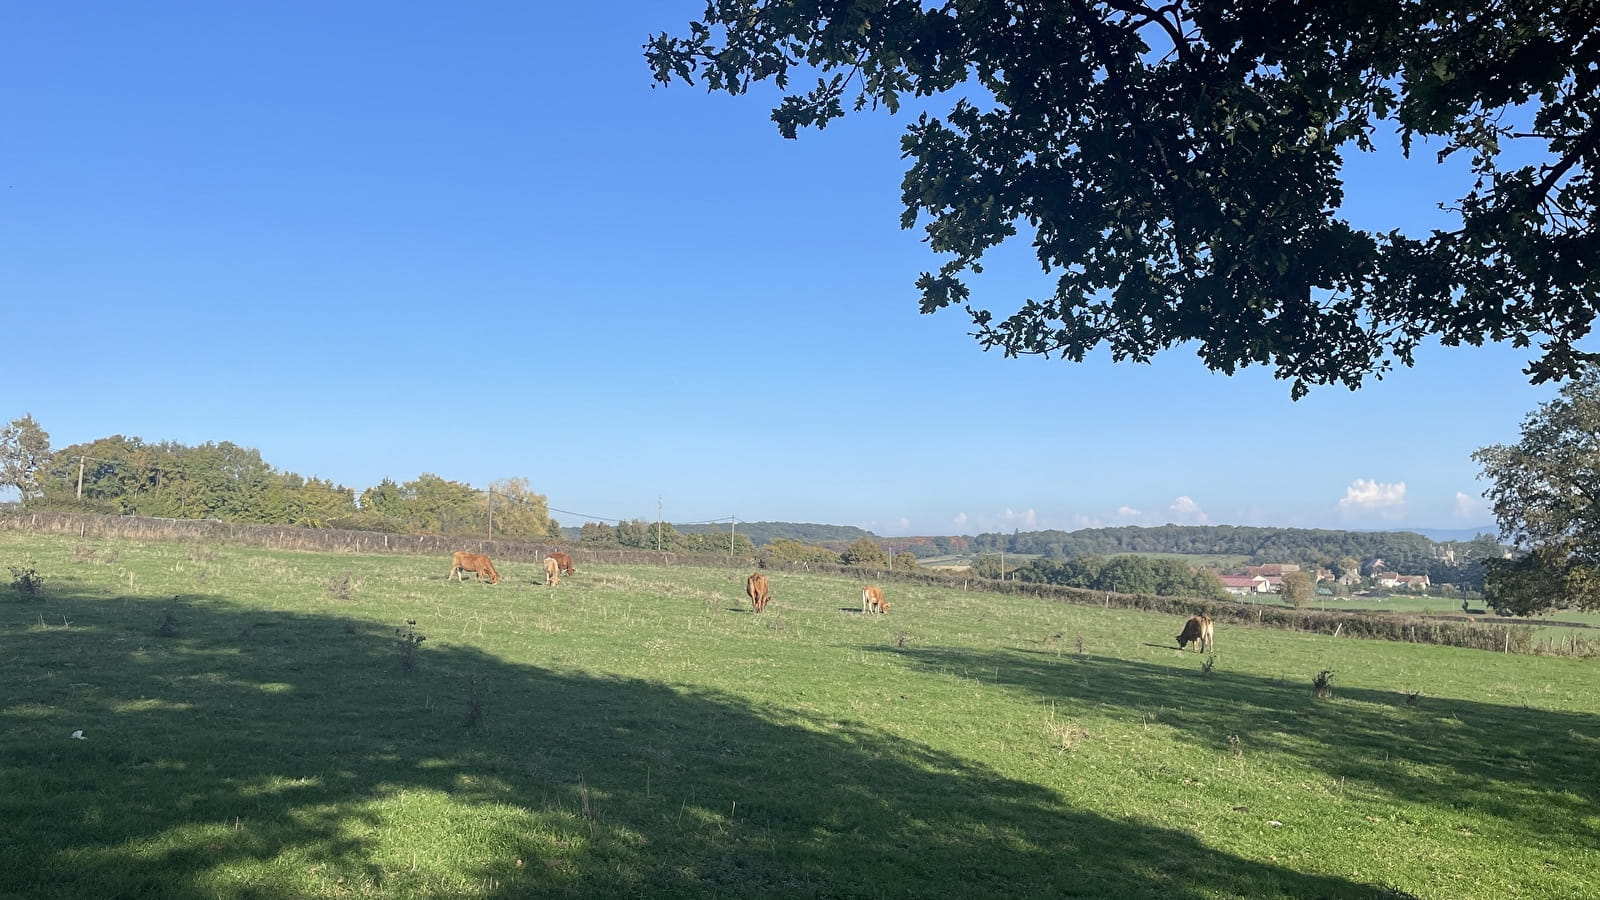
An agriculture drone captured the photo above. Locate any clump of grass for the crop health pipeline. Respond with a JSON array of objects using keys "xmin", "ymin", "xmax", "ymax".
[
  {"xmin": 1200, "ymin": 654, "xmax": 1216, "ymax": 676},
  {"xmin": 154, "ymin": 610, "xmax": 179, "ymax": 637},
  {"xmin": 1074, "ymin": 633, "xmax": 1085, "ymax": 657},
  {"xmin": 8, "ymin": 565, "xmax": 44, "ymax": 599},
  {"xmin": 1313, "ymin": 669, "xmax": 1335, "ymax": 698},
  {"xmin": 1228, "ymin": 733, "xmax": 1243, "ymax": 759},
  {"xmin": 395, "ymin": 620, "xmax": 426, "ymax": 672},
  {"xmin": 187, "ymin": 545, "xmax": 219, "ymax": 565},
  {"xmin": 1048, "ymin": 720, "xmax": 1091, "ymax": 752},
  {"xmin": 73, "ymin": 544, "xmax": 96, "ymax": 563},
  {"xmin": 322, "ymin": 573, "xmax": 363, "ymax": 601},
  {"xmin": 578, "ymin": 779, "xmax": 600, "ymax": 834},
  {"xmin": 464, "ymin": 675, "xmax": 488, "ymax": 728},
  {"xmin": 1402, "ymin": 687, "xmax": 1422, "ymax": 707}
]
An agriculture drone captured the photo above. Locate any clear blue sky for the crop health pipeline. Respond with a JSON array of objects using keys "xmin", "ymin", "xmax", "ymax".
[{"xmin": 2, "ymin": 2, "xmax": 1576, "ymax": 537}]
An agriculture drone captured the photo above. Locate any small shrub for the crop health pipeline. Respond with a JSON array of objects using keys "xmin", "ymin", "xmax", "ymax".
[
  {"xmin": 1048, "ymin": 720, "xmax": 1091, "ymax": 752},
  {"xmin": 1312, "ymin": 669, "xmax": 1334, "ymax": 698},
  {"xmin": 322, "ymin": 573, "xmax": 363, "ymax": 601},
  {"xmin": 154, "ymin": 610, "xmax": 179, "ymax": 637},
  {"xmin": 8, "ymin": 565, "xmax": 44, "ymax": 598},
  {"xmin": 1402, "ymin": 688, "xmax": 1422, "ymax": 707},
  {"xmin": 187, "ymin": 544, "xmax": 219, "ymax": 565},
  {"xmin": 396, "ymin": 620, "xmax": 427, "ymax": 672},
  {"xmin": 1228, "ymin": 734, "xmax": 1243, "ymax": 759},
  {"xmin": 895, "ymin": 629, "xmax": 910, "ymax": 649},
  {"xmin": 1200, "ymin": 654, "xmax": 1216, "ymax": 676},
  {"xmin": 1075, "ymin": 633, "xmax": 1085, "ymax": 657}
]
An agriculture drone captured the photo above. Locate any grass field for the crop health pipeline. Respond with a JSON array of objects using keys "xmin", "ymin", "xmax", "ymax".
[{"xmin": 3, "ymin": 531, "xmax": 1598, "ymax": 899}]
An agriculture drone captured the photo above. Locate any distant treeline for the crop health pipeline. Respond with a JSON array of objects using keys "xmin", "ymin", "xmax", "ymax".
[
  {"xmin": 673, "ymin": 521, "xmax": 877, "ymax": 547},
  {"xmin": 25, "ymin": 434, "xmax": 560, "ymax": 539},
  {"xmin": 970, "ymin": 524, "xmax": 1505, "ymax": 589}
]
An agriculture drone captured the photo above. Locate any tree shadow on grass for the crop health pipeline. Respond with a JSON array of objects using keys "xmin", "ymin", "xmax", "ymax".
[
  {"xmin": 872, "ymin": 645, "xmax": 1599, "ymax": 850},
  {"xmin": 2, "ymin": 588, "xmax": 1402, "ymax": 899}
]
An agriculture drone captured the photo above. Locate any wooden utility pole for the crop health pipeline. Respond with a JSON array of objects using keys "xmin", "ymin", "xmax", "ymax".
[
  {"xmin": 729, "ymin": 516, "xmax": 736, "ymax": 555},
  {"xmin": 656, "ymin": 496, "xmax": 663, "ymax": 551},
  {"xmin": 486, "ymin": 489, "xmax": 494, "ymax": 539},
  {"xmin": 77, "ymin": 456, "xmax": 85, "ymax": 499}
]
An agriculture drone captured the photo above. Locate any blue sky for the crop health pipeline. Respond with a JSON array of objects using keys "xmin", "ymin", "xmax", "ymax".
[{"xmin": 1, "ymin": 2, "xmax": 1574, "ymax": 537}]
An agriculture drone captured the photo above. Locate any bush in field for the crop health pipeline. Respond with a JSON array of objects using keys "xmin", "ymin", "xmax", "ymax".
[
  {"xmin": 7, "ymin": 564, "xmax": 43, "ymax": 599},
  {"xmin": 843, "ymin": 538, "xmax": 890, "ymax": 568}
]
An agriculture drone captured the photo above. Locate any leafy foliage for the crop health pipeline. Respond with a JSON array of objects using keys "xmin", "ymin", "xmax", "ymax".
[
  {"xmin": 21, "ymin": 423, "xmax": 552, "ymax": 539},
  {"xmin": 758, "ymin": 538, "xmax": 844, "ymax": 566},
  {"xmin": 842, "ymin": 537, "xmax": 891, "ymax": 568},
  {"xmin": 0, "ymin": 415, "xmax": 52, "ymax": 501},
  {"xmin": 649, "ymin": 1, "xmax": 1599, "ymax": 396},
  {"xmin": 1014, "ymin": 554, "xmax": 1228, "ymax": 599},
  {"xmin": 1280, "ymin": 570, "xmax": 1316, "ymax": 608},
  {"xmin": 1475, "ymin": 367, "xmax": 1600, "ymax": 614}
]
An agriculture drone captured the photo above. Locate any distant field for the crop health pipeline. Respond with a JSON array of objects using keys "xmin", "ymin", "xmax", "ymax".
[{"xmin": 3, "ymin": 531, "xmax": 1597, "ymax": 899}]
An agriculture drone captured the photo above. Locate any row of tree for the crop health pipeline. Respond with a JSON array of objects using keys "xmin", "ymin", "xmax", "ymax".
[
  {"xmin": 0, "ymin": 419, "xmax": 559, "ymax": 539},
  {"xmin": 1004, "ymin": 555, "xmax": 1229, "ymax": 601}
]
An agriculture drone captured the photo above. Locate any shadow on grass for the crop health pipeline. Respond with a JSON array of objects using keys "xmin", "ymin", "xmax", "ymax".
[
  {"xmin": 873, "ymin": 645, "xmax": 1599, "ymax": 848},
  {"xmin": 2, "ymin": 588, "xmax": 1403, "ymax": 899}
]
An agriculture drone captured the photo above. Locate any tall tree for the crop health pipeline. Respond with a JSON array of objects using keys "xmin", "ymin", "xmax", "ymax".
[
  {"xmin": 487, "ymin": 477, "xmax": 556, "ymax": 540},
  {"xmin": 648, "ymin": 1, "xmax": 1599, "ymax": 397},
  {"xmin": 843, "ymin": 537, "xmax": 891, "ymax": 568},
  {"xmin": 1281, "ymin": 570, "xmax": 1317, "ymax": 608},
  {"xmin": 0, "ymin": 414, "xmax": 52, "ymax": 502},
  {"xmin": 1474, "ymin": 366, "xmax": 1600, "ymax": 614}
]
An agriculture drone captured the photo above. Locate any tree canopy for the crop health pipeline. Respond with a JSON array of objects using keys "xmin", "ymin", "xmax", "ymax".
[
  {"xmin": 648, "ymin": 1, "xmax": 1599, "ymax": 396},
  {"xmin": 1475, "ymin": 366, "xmax": 1600, "ymax": 613},
  {"xmin": 0, "ymin": 414, "xmax": 52, "ymax": 502}
]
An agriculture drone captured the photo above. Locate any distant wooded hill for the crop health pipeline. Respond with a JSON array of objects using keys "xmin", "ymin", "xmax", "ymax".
[
  {"xmin": 966, "ymin": 524, "xmax": 1505, "ymax": 589},
  {"xmin": 667, "ymin": 521, "xmax": 876, "ymax": 547},
  {"xmin": 653, "ymin": 521, "xmax": 1504, "ymax": 589}
]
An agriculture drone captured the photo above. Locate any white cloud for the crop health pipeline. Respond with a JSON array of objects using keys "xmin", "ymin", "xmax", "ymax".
[
  {"xmin": 1072, "ymin": 512, "xmax": 1103, "ymax": 529},
  {"xmin": 1168, "ymin": 496, "xmax": 1209, "ymax": 524},
  {"xmin": 953, "ymin": 512, "xmax": 969, "ymax": 530},
  {"xmin": 1338, "ymin": 479, "xmax": 1407, "ymax": 514},
  {"xmin": 1116, "ymin": 506, "xmax": 1142, "ymax": 519},
  {"xmin": 895, "ymin": 516, "xmax": 911, "ymax": 532},
  {"xmin": 1454, "ymin": 492, "xmax": 1484, "ymax": 520},
  {"xmin": 1001, "ymin": 507, "xmax": 1039, "ymax": 528}
]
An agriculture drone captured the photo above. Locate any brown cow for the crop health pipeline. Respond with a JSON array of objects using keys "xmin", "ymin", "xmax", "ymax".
[
  {"xmin": 862, "ymin": 585, "xmax": 890, "ymax": 614},
  {"xmin": 1177, "ymin": 615, "xmax": 1214, "ymax": 652},
  {"xmin": 542, "ymin": 556, "xmax": 560, "ymax": 587},
  {"xmin": 746, "ymin": 572, "xmax": 771, "ymax": 613},
  {"xmin": 547, "ymin": 551, "xmax": 575, "ymax": 576},
  {"xmin": 449, "ymin": 551, "xmax": 499, "ymax": 585}
]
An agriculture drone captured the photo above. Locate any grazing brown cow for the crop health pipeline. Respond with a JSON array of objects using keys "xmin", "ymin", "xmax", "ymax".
[
  {"xmin": 1177, "ymin": 615, "xmax": 1214, "ymax": 652},
  {"xmin": 862, "ymin": 585, "xmax": 890, "ymax": 614},
  {"xmin": 449, "ymin": 551, "xmax": 500, "ymax": 585},
  {"xmin": 746, "ymin": 572, "xmax": 771, "ymax": 613},
  {"xmin": 542, "ymin": 556, "xmax": 560, "ymax": 587},
  {"xmin": 548, "ymin": 551, "xmax": 576, "ymax": 576}
]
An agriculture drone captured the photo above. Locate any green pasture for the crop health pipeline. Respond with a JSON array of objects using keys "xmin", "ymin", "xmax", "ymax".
[{"xmin": 2, "ymin": 532, "xmax": 1597, "ymax": 899}]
